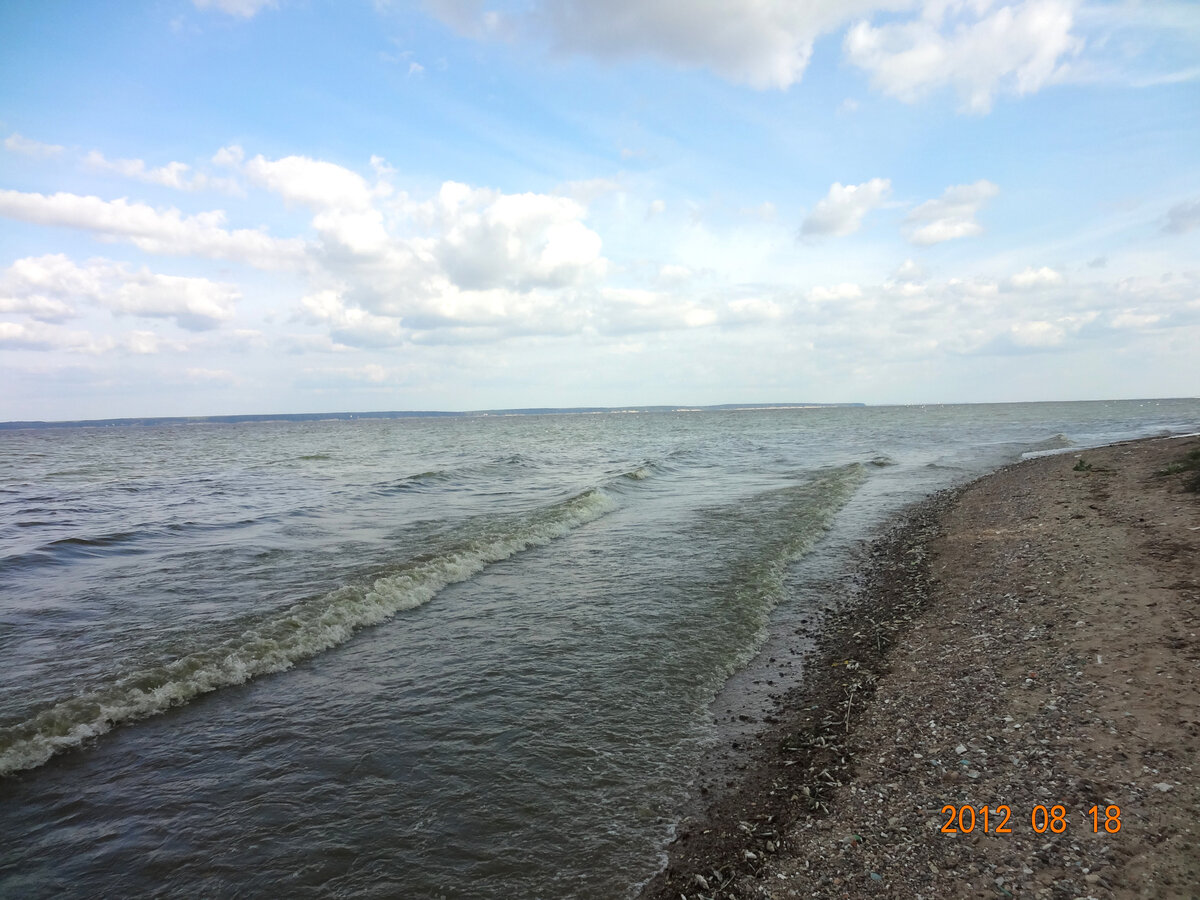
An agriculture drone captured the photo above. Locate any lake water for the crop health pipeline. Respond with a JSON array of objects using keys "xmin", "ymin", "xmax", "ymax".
[{"xmin": 2, "ymin": 400, "xmax": 1197, "ymax": 898}]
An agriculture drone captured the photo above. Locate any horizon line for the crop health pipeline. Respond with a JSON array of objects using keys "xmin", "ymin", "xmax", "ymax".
[{"xmin": 4, "ymin": 397, "xmax": 1198, "ymax": 430}]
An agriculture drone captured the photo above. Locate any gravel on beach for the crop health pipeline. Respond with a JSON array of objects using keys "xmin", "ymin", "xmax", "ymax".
[{"xmin": 641, "ymin": 434, "xmax": 1200, "ymax": 900}]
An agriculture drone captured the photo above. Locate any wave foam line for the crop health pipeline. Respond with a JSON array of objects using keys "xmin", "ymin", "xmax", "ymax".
[
  {"xmin": 0, "ymin": 488, "xmax": 616, "ymax": 778},
  {"xmin": 707, "ymin": 463, "xmax": 868, "ymax": 679}
]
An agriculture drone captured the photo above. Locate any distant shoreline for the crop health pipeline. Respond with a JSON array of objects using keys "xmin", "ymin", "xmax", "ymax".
[{"xmin": 0, "ymin": 403, "xmax": 864, "ymax": 431}]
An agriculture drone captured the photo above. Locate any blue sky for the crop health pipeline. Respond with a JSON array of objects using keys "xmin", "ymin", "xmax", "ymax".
[{"xmin": 1, "ymin": 0, "xmax": 1197, "ymax": 419}]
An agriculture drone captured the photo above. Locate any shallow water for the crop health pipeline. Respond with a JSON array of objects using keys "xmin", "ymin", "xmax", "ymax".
[{"xmin": 1, "ymin": 400, "xmax": 1197, "ymax": 898}]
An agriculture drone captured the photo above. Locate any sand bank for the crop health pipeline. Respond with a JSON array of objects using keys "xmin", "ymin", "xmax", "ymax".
[{"xmin": 642, "ymin": 434, "xmax": 1200, "ymax": 899}]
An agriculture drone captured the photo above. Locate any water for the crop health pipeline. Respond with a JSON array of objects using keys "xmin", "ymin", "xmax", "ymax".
[{"xmin": 1, "ymin": 400, "xmax": 1197, "ymax": 898}]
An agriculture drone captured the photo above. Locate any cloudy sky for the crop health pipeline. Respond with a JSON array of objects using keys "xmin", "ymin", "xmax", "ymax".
[{"xmin": 1, "ymin": 0, "xmax": 1197, "ymax": 419}]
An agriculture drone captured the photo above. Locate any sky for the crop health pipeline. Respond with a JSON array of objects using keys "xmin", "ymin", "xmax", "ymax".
[{"xmin": 1, "ymin": 0, "xmax": 1197, "ymax": 420}]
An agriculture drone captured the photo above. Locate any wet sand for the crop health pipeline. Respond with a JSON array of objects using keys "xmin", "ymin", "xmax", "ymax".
[{"xmin": 641, "ymin": 434, "xmax": 1200, "ymax": 899}]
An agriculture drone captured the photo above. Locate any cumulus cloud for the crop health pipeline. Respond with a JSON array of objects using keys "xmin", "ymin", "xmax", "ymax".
[
  {"xmin": 0, "ymin": 321, "xmax": 61, "ymax": 351},
  {"xmin": 1110, "ymin": 311, "xmax": 1161, "ymax": 330},
  {"xmin": 1, "ymin": 254, "xmax": 239, "ymax": 331},
  {"xmin": 298, "ymin": 289, "xmax": 409, "ymax": 348},
  {"xmin": 893, "ymin": 258, "xmax": 926, "ymax": 282},
  {"xmin": 108, "ymin": 271, "xmax": 240, "ymax": 330},
  {"xmin": 8, "ymin": 146, "xmax": 615, "ymax": 344},
  {"xmin": 808, "ymin": 283, "xmax": 864, "ymax": 302},
  {"xmin": 1008, "ymin": 265, "xmax": 1064, "ymax": 290},
  {"xmin": 0, "ymin": 190, "xmax": 307, "ymax": 269},
  {"xmin": 0, "ymin": 254, "xmax": 94, "ymax": 322},
  {"xmin": 801, "ymin": 178, "xmax": 891, "ymax": 238},
  {"xmin": 904, "ymin": 179, "xmax": 998, "ymax": 244},
  {"xmin": 81, "ymin": 150, "xmax": 241, "ymax": 194},
  {"xmin": 1005, "ymin": 320, "xmax": 1066, "ymax": 347},
  {"xmin": 426, "ymin": 0, "xmax": 911, "ymax": 89},
  {"xmin": 221, "ymin": 150, "xmax": 395, "ymax": 253},
  {"xmin": 192, "ymin": 0, "xmax": 277, "ymax": 17},
  {"xmin": 845, "ymin": 0, "xmax": 1083, "ymax": 113},
  {"xmin": 425, "ymin": 0, "xmax": 1090, "ymax": 107},
  {"xmin": 184, "ymin": 367, "xmax": 238, "ymax": 383},
  {"xmin": 428, "ymin": 182, "xmax": 606, "ymax": 291},
  {"xmin": 5, "ymin": 133, "xmax": 65, "ymax": 157},
  {"xmin": 1163, "ymin": 199, "xmax": 1200, "ymax": 234},
  {"xmin": 594, "ymin": 287, "xmax": 718, "ymax": 334},
  {"xmin": 0, "ymin": 320, "xmax": 170, "ymax": 355},
  {"xmin": 84, "ymin": 151, "xmax": 196, "ymax": 189},
  {"xmin": 243, "ymin": 153, "xmax": 377, "ymax": 211}
]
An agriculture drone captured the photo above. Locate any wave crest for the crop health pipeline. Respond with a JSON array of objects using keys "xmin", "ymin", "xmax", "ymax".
[{"xmin": 0, "ymin": 488, "xmax": 616, "ymax": 777}]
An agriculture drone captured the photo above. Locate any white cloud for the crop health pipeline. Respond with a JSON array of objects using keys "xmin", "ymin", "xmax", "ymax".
[
  {"xmin": 845, "ymin": 0, "xmax": 1082, "ymax": 112},
  {"xmin": 726, "ymin": 296, "xmax": 784, "ymax": 322},
  {"xmin": 126, "ymin": 331, "xmax": 168, "ymax": 355},
  {"xmin": 1110, "ymin": 311, "xmax": 1161, "ymax": 330},
  {"xmin": 0, "ymin": 320, "xmax": 144, "ymax": 354},
  {"xmin": 424, "ymin": 181, "xmax": 606, "ymax": 292},
  {"xmin": 0, "ymin": 321, "xmax": 60, "ymax": 351},
  {"xmin": 0, "ymin": 254, "xmax": 239, "ymax": 331},
  {"xmin": 1163, "ymin": 199, "xmax": 1200, "ymax": 234},
  {"xmin": 296, "ymin": 362, "xmax": 418, "ymax": 388},
  {"xmin": 893, "ymin": 258, "xmax": 926, "ymax": 282},
  {"xmin": 243, "ymin": 154, "xmax": 377, "ymax": 211},
  {"xmin": 1008, "ymin": 320, "xmax": 1065, "ymax": 347},
  {"xmin": 231, "ymin": 152, "xmax": 396, "ymax": 252},
  {"xmin": 5, "ymin": 133, "xmax": 65, "ymax": 157},
  {"xmin": 801, "ymin": 178, "xmax": 891, "ymax": 238},
  {"xmin": 2, "ymin": 148, "xmax": 612, "ymax": 345},
  {"xmin": 808, "ymin": 283, "xmax": 864, "ymax": 302},
  {"xmin": 212, "ymin": 144, "xmax": 245, "ymax": 167},
  {"xmin": 1, "ymin": 254, "xmax": 96, "ymax": 322},
  {"xmin": 192, "ymin": 0, "xmax": 277, "ymax": 18},
  {"xmin": 1008, "ymin": 265, "xmax": 1064, "ymax": 289},
  {"xmin": 0, "ymin": 293, "xmax": 77, "ymax": 322},
  {"xmin": 0, "ymin": 190, "xmax": 307, "ymax": 269},
  {"xmin": 656, "ymin": 264, "xmax": 692, "ymax": 285},
  {"xmin": 595, "ymin": 287, "xmax": 718, "ymax": 334},
  {"xmin": 298, "ymin": 289, "xmax": 409, "ymax": 348},
  {"xmin": 109, "ymin": 271, "xmax": 240, "ymax": 330},
  {"xmin": 904, "ymin": 179, "xmax": 998, "ymax": 244},
  {"xmin": 427, "ymin": 0, "xmax": 912, "ymax": 89},
  {"xmin": 84, "ymin": 150, "xmax": 197, "ymax": 190},
  {"xmin": 184, "ymin": 367, "xmax": 238, "ymax": 383},
  {"xmin": 556, "ymin": 177, "xmax": 623, "ymax": 203},
  {"xmin": 81, "ymin": 149, "xmax": 242, "ymax": 194}
]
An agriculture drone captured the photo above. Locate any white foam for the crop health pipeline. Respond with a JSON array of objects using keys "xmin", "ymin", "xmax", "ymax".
[{"xmin": 0, "ymin": 488, "xmax": 616, "ymax": 777}]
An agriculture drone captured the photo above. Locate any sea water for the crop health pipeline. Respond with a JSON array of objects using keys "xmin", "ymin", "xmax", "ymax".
[{"xmin": 1, "ymin": 400, "xmax": 1197, "ymax": 898}]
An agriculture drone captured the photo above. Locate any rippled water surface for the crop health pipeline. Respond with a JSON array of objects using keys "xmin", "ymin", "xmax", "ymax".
[{"xmin": 1, "ymin": 400, "xmax": 1197, "ymax": 897}]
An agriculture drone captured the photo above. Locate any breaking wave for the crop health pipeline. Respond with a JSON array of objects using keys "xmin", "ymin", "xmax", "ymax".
[{"xmin": 0, "ymin": 487, "xmax": 617, "ymax": 777}]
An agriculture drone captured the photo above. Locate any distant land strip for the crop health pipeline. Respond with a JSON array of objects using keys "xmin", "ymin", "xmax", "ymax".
[{"xmin": 0, "ymin": 403, "xmax": 864, "ymax": 430}]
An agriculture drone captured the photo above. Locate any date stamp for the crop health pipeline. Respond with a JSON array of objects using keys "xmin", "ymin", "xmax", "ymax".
[{"xmin": 940, "ymin": 804, "xmax": 1122, "ymax": 835}]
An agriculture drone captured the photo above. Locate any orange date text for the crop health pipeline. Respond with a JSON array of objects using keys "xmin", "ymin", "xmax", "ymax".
[{"xmin": 939, "ymin": 804, "xmax": 1121, "ymax": 834}]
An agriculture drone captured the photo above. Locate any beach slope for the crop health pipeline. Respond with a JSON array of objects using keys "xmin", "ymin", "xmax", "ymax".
[{"xmin": 643, "ymin": 435, "xmax": 1200, "ymax": 899}]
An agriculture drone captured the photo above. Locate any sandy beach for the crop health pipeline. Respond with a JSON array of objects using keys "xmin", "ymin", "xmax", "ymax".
[{"xmin": 643, "ymin": 434, "xmax": 1200, "ymax": 900}]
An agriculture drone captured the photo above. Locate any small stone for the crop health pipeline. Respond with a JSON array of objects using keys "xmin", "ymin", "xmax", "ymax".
[{"xmin": 1154, "ymin": 782, "xmax": 1173, "ymax": 792}]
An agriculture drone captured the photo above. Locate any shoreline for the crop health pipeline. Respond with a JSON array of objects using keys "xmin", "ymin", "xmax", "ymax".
[{"xmin": 641, "ymin": 434, "xmax": 1200, "ymax": 899}]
